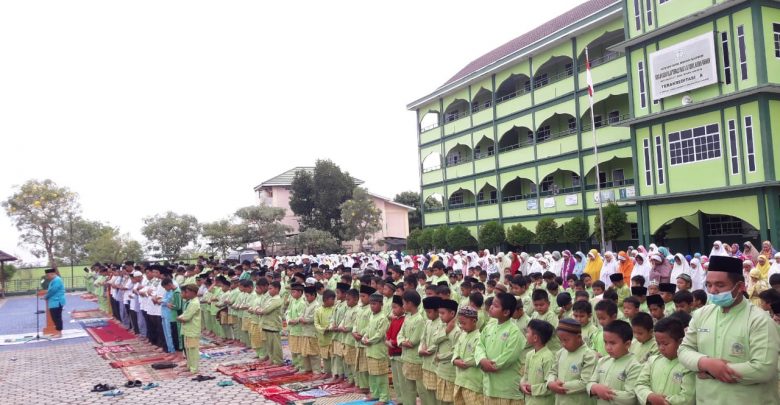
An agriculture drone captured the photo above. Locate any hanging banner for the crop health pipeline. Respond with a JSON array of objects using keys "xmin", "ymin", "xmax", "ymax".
[
  {"xmin": 565, "ymin": 194, "xmax": 578, "ymax": 206},
  {"xmin": 543, "ymin": 197, "xmax": 556, "ymax": 208},
  {"xmin": 526, "ymin": 199, "xmax": 538, "ymax": 210},
  {"xmin": 649, "ymin": 32, "xmax": 718, "ymax": 99}
]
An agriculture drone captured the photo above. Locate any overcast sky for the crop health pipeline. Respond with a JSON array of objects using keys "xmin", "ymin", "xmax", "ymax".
[{"xmin": 0, "ymin": 0, "xmax": 585, "ymax": 264}]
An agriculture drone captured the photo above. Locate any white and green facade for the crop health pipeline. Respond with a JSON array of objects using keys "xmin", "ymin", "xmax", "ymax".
[{"xmin": 408, "ymin": 0, "xmax": 780, "ymax": 252}]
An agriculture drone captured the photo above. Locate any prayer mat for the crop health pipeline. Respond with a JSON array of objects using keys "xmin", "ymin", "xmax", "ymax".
[
  {"xmin": 71, "ymin": 309, "xmax": 106, "ymax": 319},
  {"xmin": 109, "ymin": 353, "xmax": 181, "ymax": 368},
  {"xmin": 217, "ymin": 361, "xmax": 276, "ymax": 376},
  {"xmin": 95, "ymin": 344, "xmax": 135, "ymax": 356},
  {"xmin": 337, "ymin": 400, "xmax": 395, "ymax": 405},
  {"xmin": 199, "ymin": 345, "xmax": 251, "ymax": 359},
  {"xmin": 85, "ymin": 322, "xmax": 136, "ymax": 344},
  {"xmin": 121, "ymin": 361, "xmax": 187, "ymax": 381},
  {"xmin": 79, "ymin": 319, "xmax": 109, "ymax": 328},
  {"xmin": 292, "ymin": 393, "xmax": 366, "ymax": 405}
]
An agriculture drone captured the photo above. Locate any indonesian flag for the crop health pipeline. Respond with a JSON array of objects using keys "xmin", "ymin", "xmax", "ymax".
[{"xmin": 585, "ymin": 47, "xmax": 594, "ymax": 99}]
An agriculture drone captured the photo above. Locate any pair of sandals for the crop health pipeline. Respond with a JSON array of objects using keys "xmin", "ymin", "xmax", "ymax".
[
  {"xmin": 124, "ymin": 380, "xmax": 143, "ymax": 388},
  {"xmin": 192, "ymin": 375, "xmax": 216, "ymax": 382},
  {"xmin": 90, "ymin": 384, "xmax": 116, "ymax": 392}
]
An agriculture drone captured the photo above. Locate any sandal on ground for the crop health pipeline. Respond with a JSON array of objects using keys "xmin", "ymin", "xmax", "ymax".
[
  {"xmin": 217, "ymin": 380, "xmax": 234, "ymax": 387},
  {"xmin": 141, "ymin": 382, "xmax": 160, "ymax": 390},
  {"xmin": 103, "ymin": 389, "xmax": 123, "ymax": 397}
]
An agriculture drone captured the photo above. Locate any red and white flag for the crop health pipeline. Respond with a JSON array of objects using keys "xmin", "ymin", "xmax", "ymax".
[{"xmin": 585, "ymin": 47, "xmax": 594, "ymax": 99}]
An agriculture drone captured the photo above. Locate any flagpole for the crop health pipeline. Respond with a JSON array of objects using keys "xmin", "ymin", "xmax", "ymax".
[{"xmin": 586, "ymin": 47, "xmax": 607, "ymax": 251}]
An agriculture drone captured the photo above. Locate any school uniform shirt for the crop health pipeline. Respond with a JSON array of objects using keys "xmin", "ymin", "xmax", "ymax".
[
  {"xmin": 397, "ymin": 311, "xmax": 425, "ymax": 365},
  {"xmin": 364, "ymin": 311, "xmax": 390, "ymax": 360},
  {"xmin": 586, "ymin": 353, "xmax": 642, "ymax": 405},
  {"xmin": 421, "ymin": 318, "xmax": 442, "ymax": 373},
  {"xmin": 546, "ymin": 344, "xmax": 598, "ymax": 405},
  {"xmin": 634, "ymin": 355, "xmax": 695, "ymax": 405},
  {"xmin": 532, "ymin": 310, "xmax": 561, "ymax": 351},
  {"xmin": 474, "ymin": 319, "xmax": 525, "ymax": 400},
  {"xmin": 521, "ymin": 346, "xmax": 555, "ymax": 405},
  {"xmin": 353, "ymin": 304, "xmax": 372, "ymax": 349},
  {"xmin": 664, "ymin": 301, "xmax": 675, "ymax": 317},
  {"xmin": 259, "ymin": 294, "xmax": 283, "ymax": 331},
  {"xmin": 149, "ymin": 283, "xmax": 165, "ymax": 317},
  {"xmin": 286, "ymin": 296, "xmax": 306, "ymax": 336},
  {"xmin": 329, "ymin": 300, "xmax": 348, "ymax": 346},
  {"xmin": 434, "ymin": 322, "xmax": 461, "ymax": 382},
  {"xmin": 678, "ymin": 300, "xmax": 780, "ymax": 403},
  {"xmin": 581, "ymin": 322, "xmax": 600, "ymax": 353},
  {"xmin": 179, "ymin": 297, "xmax": 201, "ymax": 337},
  {"xmin": 614, "ymin": 285, "xmax": 630, "ymax": 307},
  {"xmin": 299, "ymin": 299, "xmax": 319, "ymax": 338},
  {"xmin": 628, "ymin": 338, "xmax": 658, "ymax": 365},
  {"xmin": 452, "ymin": 328, "xmax": 482, "ymax": 393},
  {"xmin": 519, "ymin": 291, "xmax": 534, "ymax": 316},
  {"xmin": 314, "ymin": 305, "xmax": 335, "ymax": 347},
  {"xmin": 382, "ymin": 296, "xmax": 392, "ymax": 319}
]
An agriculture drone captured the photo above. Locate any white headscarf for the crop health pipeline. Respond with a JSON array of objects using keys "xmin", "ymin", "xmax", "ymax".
[
  {"xmin": 768, "ymin": 253, "xmax": 780, "ymax": 280},
  {"xmin": 670, "ymin": 253, "xmax": 691, "ymax": 282},
  {"xmin": 689, "ymin": 258, "xmax": 706, "ymax": 290},
  {"xmin": 631, "ymin": 253, "xmax": 651, "ymax": 282},
  {"xmin": 600, "ymin": 251, "xmax": 618, "ymax": 288},
  {"xmin": 710, "ymin": 240, "xmax": 727, "ymax": 257}
]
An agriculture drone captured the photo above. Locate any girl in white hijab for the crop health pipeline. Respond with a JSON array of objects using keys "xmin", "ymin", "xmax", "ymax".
[
  {"xmin": 670, "ymin": 253, "xmax": 691, "ymax": 284},
  {"xmin": 709, "ymin": 240, "xmax": 728, "ymax": 257},
  {"xmin": 599, "ymin": 251, "xmax": 619, "ymax": 288},
  {"xmin": 689, "ymin": 258, "xmax": 706, "ymax": 291},
  {"xmin": 768, "ymin": 252, "xmax": 780, "ymax": 279},
  {"xmin": 549, "ymin": 251, "xmax": 563, "ymax": 277},
  {"xmin": 631, "ymin": 253, "xmax": 651, "ymax": 283},
  {"xmin": 528, "ymin": 257, "xmax": 543, "ymax": 274}
]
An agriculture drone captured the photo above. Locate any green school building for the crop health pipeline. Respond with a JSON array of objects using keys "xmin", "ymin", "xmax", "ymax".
[{"xmin": 407, "ymin": 0, "xmax": 780, "ymax": 253}]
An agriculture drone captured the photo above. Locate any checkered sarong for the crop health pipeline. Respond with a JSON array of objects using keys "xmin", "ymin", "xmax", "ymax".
[
  {"xmin": 301, "ymin": 336, "xmax": 319, "ymax": 357},
  {"xmin": 436, "ymin": 377, "xmax": 455, "ymax": 402},
  {"xmin": 250, "ymin": 323, "xmax": 265, "ymax": 348},
  {"xmin": 483, "ymin": 395, "xmax": 524, "ymax": 405},
  {"xmin": 241, "ymin": 317, "xmax": 252, "ymax": 331},
  {"xmin": 184, "ymin": 336, "xmax": 200, "ymax": 349},
  {"xmin": 344, "ymin": 345, "xmax": 357, "ymax": 366},
  {"xmin": 289, "ymin": 335, "xmax": 301, "ymax": 353},
  {"xmin": 423, "ymin": 369, "xmax": 438, "ymax": 391},
  {"xmin": 356, "ymin": 347, "xmax": 368, "ymax": 372},
  {"xmin": 367, "ymin": 357, "xmax": 389, "ymax": 376},
  {"xmin": 332, "ymin": 341, "xmax": 343, "ymax": 357},
  {"xmin": 319, "ymin": 343, "xmax": 331, "ymax": 359},
  {"xmin": 402, "ymin": 362, "xmax": 422, "ymax": 380},
  {"xmin": 453, "ymin": 386, "xmax": 484, "ymax": 405}
]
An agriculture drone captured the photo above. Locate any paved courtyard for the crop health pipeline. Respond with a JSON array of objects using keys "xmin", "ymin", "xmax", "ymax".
[{"xmin": 0, "ymin": 294, "xmax": 275, "ymax": 405}]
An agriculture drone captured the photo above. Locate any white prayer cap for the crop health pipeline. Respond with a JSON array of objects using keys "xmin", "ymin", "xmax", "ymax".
[
  {"xmin": 305, "ymin": 277, "xmax": 316, "ymax": 285},
  {"xmin": 132, "ymin": 271, "xmax": 143, "ymax": 277}
]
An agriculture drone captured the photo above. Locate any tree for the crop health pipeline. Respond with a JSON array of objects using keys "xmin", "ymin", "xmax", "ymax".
[
  {"xmin": 202, "ymin": 219, "xmax": 242, "ymax": 258},
  {"xmin": 478, "ymin": 221, "xmax": 506, "ymax": 252},
  {"xmin": 289, "ymin": 160, "xmax": 355, "ymax": 237},
  {"xmin": 562, "ymin": 217, "xmax": 590, "ymax": 250},
  {"xmin": 290, "ymin": 228, "xmax": 340, "ymax": 254},
  {"xmin": 1, "ymin": 263, "xmax": 17, "ymax": 298},
  {"xmin": 506, "ymin": 223, "xmax": 534, "ymax": 249},
  {"xmin": 594, "ymin": 203, "xmax": 628, "ymax": 247},
  {"xmin": 432, "ymin": 226, "xmax": 449, "ymax": 251},
  {"xmin": 141, "ymin": 212, "xmax": 201, "ymax": 260},
  {"xmin": 394, "ymin": 191, "xmax": 422, "ymax": 230},
  {"xmin": 406, "ymin": 229, "xmax": 423, "ymax": 251},
  {"xmin": 447, "ymin": 225, "xmax": 478, "ymax": 251},
  {"xmin": 2, "ymin": 179, "xmax": 81, "ymax": 268},
  {"xmin": 419, "ymin": 228, "xmax": 435, "ymax": 251},
  {"xmin": 534, "ymin": 218, "xmax": 560, "ymax": 249},
  {"xmin": 234, "ymin": 205, "xmax": 290, "ymax": 253},
  {"xmin": 340, "ymin": 187, "xmax": 383, "ymax": 251},
  {"xmin": 424, "ymin": 195, "xmax": 444, "ymax": 210},
  {"xmin": 84, "ymin": 228, "xmax": 144, "ymax": 264},
  {"xmin": 56, "ymin": 218, "xmax": 112, "ymax": 266}
]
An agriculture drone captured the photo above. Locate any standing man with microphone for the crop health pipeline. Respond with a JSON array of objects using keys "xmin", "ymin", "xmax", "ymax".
[{"xmin": 44, "ymin": 268, "xmax": 66, "ymax": 338}]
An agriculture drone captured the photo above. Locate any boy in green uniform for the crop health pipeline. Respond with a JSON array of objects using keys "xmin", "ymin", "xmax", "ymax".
[
  {"xmin": 521, "ymin": 319, "xmax": 556, "ymax": 405},
  {"xmin": 621, "ymin": 297, "xmax": 641, "ymax": 323},
  {"xmin": 609, "ymin": 274, "xmax": 630, "ymax": 307},
  {"xmin": 593, "ymin": 300, "xmax": 619, "ymax": 357},
  {"xmin": 646, "ymin": 295, "xmax": 665, "ymax": 324},
  {"xmin": 634, "ymin": 317, "xmax": 695, "ymax": 405},
  {"xmin": 475, "ymin": 292, "xmax": 525, "ymax": 405},
  {"xmin": 329, "ymin": 283, "xmax": 351, "ymax": 382},
  {"xmin": 658, "ymin": 283, "xmax": 676, "ymax": 316},
  {"xmin": 314, "ymin": 289, "xmax": 336, "ymax": 379},
  {"xmin": 397, "ymin": 290, "xmax": 425, "ymax": 405},
  {"xmin": 353, "ymin": 285, "xmax": 376, "ymax": 394},
  {"xmin": 300, "ymin": 285, "xmax": 321, "ymax": 374},
  {"xmin": 573, "ymin": 301, "xmax": 600, "ymax": 355},
  {"xmin": 207, "ymin": 278, "xmax": 224, "ymax": 338},
  {"xmin": 628, "ymin": 313, "xmax": 658, "ymax": 364},
  {"xmin": 339, "ymin": 289, "xmax": 361, "ymax": 387},
  {"xmin": 177, "ymin": 284, "xmax": 201, "ymax": 374},
  {"xmin": 434, "ymin": 299, "xmax": 460, "ymax": 405},
  {"xmin": 547, "ymin": 318, "xmax": 598, "ymax": 405},
  {"xmin": 249, "ymin": 279, "xmax": 269, "ymax": 360},
  {"xmin": 259, "ymin": 281, "xmax": 284, "ymax": 365},
  {"xmin": 363, "ymin": 293, "xmax": 391, "ymax": 404},
  {"xmin": 630, "ymin": 287, "xmax": 649, "ymax": 314},
  {"xmin": 286, "ymin": 283, "xmax": 305, "ymax": 370},
  {"xmin": 556, "ymin": 293, "xmax": 573, "ymax": 320},
  {"xmin": 586, "ymin": 320, "xmax": 642, "ymax": 404},
  {"xmin": 452, "ymin": 306, "xmax": 483, "ymax": 405},
  {"xmin": 531, "ymin": 289, "xmax": 560, "ymax": 352},
  {"xmin": 419, "ymin": 296, "xmax": 442, "ymax": 405}
]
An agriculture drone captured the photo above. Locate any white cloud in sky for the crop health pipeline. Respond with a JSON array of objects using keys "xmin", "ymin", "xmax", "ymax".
[{"xmin": 0, "ymin": 0, "xmax": 585, "ymax": 263}]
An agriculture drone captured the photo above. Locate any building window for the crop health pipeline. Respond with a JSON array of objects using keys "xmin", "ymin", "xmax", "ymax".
[
  {"xmin": 643, "ymin": 138, "xmax": 652, "ymax": 186},
  {"xmin": 613, "ymin": 169, "xmax": 625, "ymax": 186},
  {"xmin": 446, "ymin": 111, "xmax": 459, "ymax": 122},
  {"xmin": 668, "ymin": 124, "xmax": 721, "ymax": 165},
  {"xmin": 447, "ymin": 152, "xmax": 461, "ymax": 166},
  {"xmin": 478, "ymin": 190, "xmax": 497, "ymax": 203},
  {"xmin": 655, "ymin": 136, "xmax": 665, "ymax": 184},
  {"xmin": 594, "ymin": 115, "xmax": 603, "ymax": 128},
  {"xmin": 774, "ymin": 23, "xmax": 780, "ymax": 58},
  {"xmin": 608, "ymin": 110, "xmax": 621, "ymax": 124},
  {"xmin": 572, "ymin": 173, "xmax": 581, "ymax": 187},
  {"xmin": 638, "ymin": 60, "xmax": 647, "ymax": 108},
  {"xmin": 534, "ymin": 73, "xmax": 549, "ymax": 88},
  {"xmin": 524, "ymin": 81, "xmax": 532, "ymax": 92},
  {"xmin": 645, "ymin": 0, "xmax": 653, "ymax": 26},
  {"xmin": 737, "ymin": 25, "xmax": 748, "ymax": 80},
  {"xmin": 728, "ymin": 120, "xmax": 739, "ymax": 175},
  {"xmin": 565, "ymin": 63, "xmax": 573, "ymax": 76},
  {"xmin": 541, "ymin": 175, "xmax": 554, "ymax": 192},
  {"xmin": 598, "ymin": 172, "xmax": 607, "ymax": 187},
  {"xmin": 568, "ymin": 117, "xmax": 577, "ymax": 131},
  {"xmin": 721, "ymin": 32, "xmax": 732, "ymax": 85},
  {"xmin": 708, "ymin": 215, "xmax": 743, "ymax": 236},
  {"xmin": 527, "ymin": 130, "xmax": 535, "ymax": 143},
  {"xmin": 633, "ymin": 0, "xmax": 641, "ymax": 31},
  {"xmin": 630, "ymin": 223, "xmax": 639, "ymax": 240},
  {"xmin": 537, "ymin": 126, "xmax": 551, "ymax": 142},
  {"xmin": 449, "ymin": 191, "xmax": 464, "ymax": 206},
  {"xmin": 745, "ymin": 116, "xmax": 756, "ymax": 172}
]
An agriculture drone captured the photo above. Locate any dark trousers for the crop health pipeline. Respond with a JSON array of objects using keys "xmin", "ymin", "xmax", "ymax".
[
  {"xmin": 143, "ymin": 311, "xmax": 151, "ymax": 338},
  {"xmin": 129, "ymin": 309, "xmax": 139, "ymax": 334},
  {"xmin": 151, "ymin": 315, "xmax": 164, "ymax": 348},
  {"xmin": 50, "ymin": 305, "xmax": 63, "ymax": 331},
  {"xmin": 170, "ymin": 322, "xmax": 181, "ymax": 351}
]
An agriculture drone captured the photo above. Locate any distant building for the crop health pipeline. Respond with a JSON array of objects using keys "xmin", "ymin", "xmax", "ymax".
[{"xmin": 254, "ymin": 167, "xmax": 415, "ymax": 252}]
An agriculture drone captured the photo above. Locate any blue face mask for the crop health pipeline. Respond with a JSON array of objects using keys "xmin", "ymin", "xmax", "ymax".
[{"xmin": 707, "ymin": 284, "xmax": 739, "ymax": 307}]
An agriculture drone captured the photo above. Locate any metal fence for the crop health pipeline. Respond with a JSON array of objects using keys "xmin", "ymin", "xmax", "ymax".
[{"xmin": 2, "ymin": 276, "xmax": 88, "ymax": 296}]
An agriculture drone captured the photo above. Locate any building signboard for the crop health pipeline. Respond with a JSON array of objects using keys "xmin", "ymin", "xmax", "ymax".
[{"xmin": 649, "ymin": 33, "xmax": 718, "ymax": 99}]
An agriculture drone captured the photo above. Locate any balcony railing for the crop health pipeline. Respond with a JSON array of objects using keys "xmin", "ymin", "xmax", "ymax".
[
  {"xmin": 495, "ymin": 86, "xmax": 531, "ymax": 104},
  {"xmin": 498, "ymin": 136, "xmax": 534, "ymax": 153},
  {"xmin": 581, "ymin": 113, "xmax": 631, "ymax": 131},
  {"xmin": 474, "ymin": 150, "xmax": 495, "ymax": 160},
  {"xmin": 538, "ymin": 185, "xmax": 582, "ymax": 197},
  {"xmin": 445, "ymin": 158, "xmax": 472, "ymax": 168},
  {"xmin": 444, "ymin": 110, "xmax": 470, "ymax": 124},
  {"xmin": 422, "ymin": 165, "xmax": 441, "ymax": 173},
  {"xmin": 579, "ymin": 51, "xmax": 623, "ymax": 70},
  {"xmin": 533, "ymin": 68, "xmax": 574, "ymax": 90},
  {"xmin": 501, "ymin": 193, "xmax": 537, "ymax": 202},
  {"xmin": 584, "ymin": 178, "xmax": 635, "ymax": 191},
  {"xmin": 536, "ymin": 127, "xmax": 578, "ymax": 144},
  {"xmin": 421, "ymin": 123, "xmax": 439, "ymax": 132},
  {"xmin": 477, "ymin": 199, "xmax": 498, "ymax": 206}
]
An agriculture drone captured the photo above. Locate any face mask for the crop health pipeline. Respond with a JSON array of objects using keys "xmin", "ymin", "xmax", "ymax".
[{"xmin": 707, "ymin": 283, "xmax": 740, "ymax": 307}]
